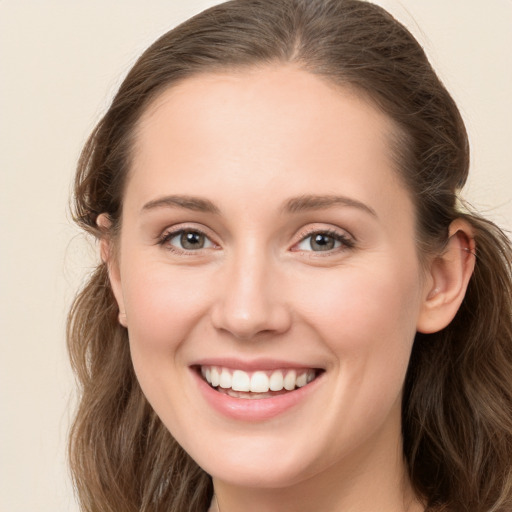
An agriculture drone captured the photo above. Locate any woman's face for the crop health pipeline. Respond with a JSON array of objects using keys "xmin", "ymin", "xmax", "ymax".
[{"xmin": 110, "ymin": 66, "xmax": 431, "ymax": 488}]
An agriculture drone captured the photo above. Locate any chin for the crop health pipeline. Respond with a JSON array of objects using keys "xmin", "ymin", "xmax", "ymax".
[
  {"xmin": 206, "ymin": 458, "xmax": 315, "ymax": 489},
  {"xmin": 178, "ymin": 427, "xmax": 333, "ymax": 490}
]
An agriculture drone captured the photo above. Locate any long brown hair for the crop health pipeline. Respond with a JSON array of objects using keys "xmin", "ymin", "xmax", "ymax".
[{"xmin": 67, "ymin": 1, "xmax": 512, "ymax": 510}]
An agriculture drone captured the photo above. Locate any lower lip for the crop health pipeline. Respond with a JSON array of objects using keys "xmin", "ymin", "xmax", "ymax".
[{"xmin": 191, "ymin": 369, "xmax": 323, "ymax": 421}]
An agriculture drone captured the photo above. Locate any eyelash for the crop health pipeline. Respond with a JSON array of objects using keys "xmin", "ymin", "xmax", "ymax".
[
  {"xmin": 157, "ymin": 227, "xmax": 216, "ymax": 254},
  {"xmin": 293, "ymin": 228, "xmax": 355, "ymax": 254},
  {"xmin": 157, "ymin": 227, "xmax": 355, "ymax": 254}
]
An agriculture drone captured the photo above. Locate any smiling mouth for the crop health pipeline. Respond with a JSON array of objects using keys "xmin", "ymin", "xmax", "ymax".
[{"xmin": 197, "ymin": 365, "xmax": 323, "ymax": 400}]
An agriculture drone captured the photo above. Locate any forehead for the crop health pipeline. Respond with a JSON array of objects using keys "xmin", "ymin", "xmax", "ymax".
[
  {"xmin": 127, "ymin": 65, "xmax": 410, "ymax": 221},
  {"xmin": 137, "ymin": 65, "xmax": 395, "ymax": 154}
]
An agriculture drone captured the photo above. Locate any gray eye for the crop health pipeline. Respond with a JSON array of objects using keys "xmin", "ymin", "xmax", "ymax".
[
  {"xmin": 168, "ymin": 230, "xmax": 214, "ymax": 250},
  {"xmin": 181, "ymin": 231, "xmax": 205, "ymax": 249},
  {"xmin": 297, "ymin": 233, "xmax": 342, "ymax": 252},
  {"xmin": 310, "ymin": 233, "xmax": 336, "ymax": 251}
]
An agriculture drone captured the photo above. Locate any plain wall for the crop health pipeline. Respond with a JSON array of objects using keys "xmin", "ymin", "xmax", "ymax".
[{"xmin": 0, "ymin": 1, "xmax": 510, "ymax": 510}]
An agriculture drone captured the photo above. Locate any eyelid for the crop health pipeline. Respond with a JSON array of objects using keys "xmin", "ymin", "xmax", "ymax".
[
  {"xmin": 157, "ymin": 223, "xmax": 219, "ymax": 253},
  {"xmin": 155, "ymin": 222, "xmax": 354, "ymax": 255},
  {"xmin": 291, "ymin": 226, "xmax": 355, "ymax": 253}
]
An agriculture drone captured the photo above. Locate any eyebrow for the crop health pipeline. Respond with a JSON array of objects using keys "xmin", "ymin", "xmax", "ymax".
[
  {"xmin": 283, "ymin": 194, "xmax": 377, "ymax": 217},
  {"xmin": 140, "ymin": 193, "xmax": 376, "ymax": 217},
  {"xmin": 141, "ymin": 195, "xmax": 221, "ymax": 214}
]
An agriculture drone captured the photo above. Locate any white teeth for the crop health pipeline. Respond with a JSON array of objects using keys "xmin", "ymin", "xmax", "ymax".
[
  {"xmin": 232, "ymin": 370, "xmax": 250, "ymax": 392},
  {"xmin": 224, "ymin": 389, "xmax": 273, "ymax": 400},
  {"xmin": 210, "ymin": 367, "xmax": 220, "ymax": 387},
  {"xmin": 269, "ymin": 370, "xmax": 284, "ymax": 391},
  {"xmin": 250, "ymin": 371, "xmax": 270, "ymax": 393},
  {"xmin": 219, "ymin": 368, "xmax": 232, "ymax": 389},
  {"xmin": 200, "ymin": 366, "xmax": 318, "ymax": 393},
  {"xmin": 296, "ymin": 372, "xmax": 307, "ymax": 388},
  {"xmin": 283, "ymin": 370, "xmax": 296, "ymax": 390}
]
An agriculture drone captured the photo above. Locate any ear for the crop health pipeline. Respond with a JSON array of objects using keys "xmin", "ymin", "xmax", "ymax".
[
  {"xmin": 97, "ymin": 213, "xmax": 127, "ymax": 327},
  {"xmin": 416, "ymin": 219, "xmax": 476, "ymax": 334}
]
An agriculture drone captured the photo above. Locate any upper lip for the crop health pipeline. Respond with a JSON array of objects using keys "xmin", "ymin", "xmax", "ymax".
[{"xmin": 191, "ymin": 357, "xmax": 324, "ymax": 372}]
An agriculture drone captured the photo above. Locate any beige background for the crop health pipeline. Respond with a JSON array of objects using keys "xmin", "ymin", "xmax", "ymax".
[{"xmin": 1, "ymin": 1, "xmax": 510, "ymax": 510}]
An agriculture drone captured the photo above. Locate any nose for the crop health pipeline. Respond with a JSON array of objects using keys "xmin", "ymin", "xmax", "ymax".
[{"xmin": 210, "ymin": 251, "xmax": 292, "ymax": 340}]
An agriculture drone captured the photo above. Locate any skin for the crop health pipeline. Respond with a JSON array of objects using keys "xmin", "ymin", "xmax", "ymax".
[{"xmin": 102, "ymin": 65, "xmax": 475, "ymax": 512}]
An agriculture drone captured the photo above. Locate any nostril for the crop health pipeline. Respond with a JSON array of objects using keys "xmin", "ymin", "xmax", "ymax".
[{"xmin": 209, "ymin": 267, "xmax": 292, "ymax": 340}]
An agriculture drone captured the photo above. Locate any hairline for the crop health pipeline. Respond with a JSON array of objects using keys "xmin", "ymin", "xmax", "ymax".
[{"xmin": 114, "ymin": 62, "xmax": 430, "ymax": 265}]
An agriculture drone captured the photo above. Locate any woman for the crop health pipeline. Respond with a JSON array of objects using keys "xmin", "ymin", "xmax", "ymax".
[{"xmin": 67, "ymin": 0, "xmax": 512, "ymax": 511}]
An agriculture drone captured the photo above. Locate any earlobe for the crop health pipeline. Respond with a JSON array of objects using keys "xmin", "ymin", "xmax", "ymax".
[
  {"xmin": 416, "ymin": 219, "xmax": 476, "ymax": 334},
  {"xmin": 97, "ymin": 213, "xmax": 127, "ymax": 327}
]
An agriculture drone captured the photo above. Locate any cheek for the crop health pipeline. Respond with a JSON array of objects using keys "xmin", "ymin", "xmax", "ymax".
[
  {"xmin": 299, "ymin": 259, "xmax": 419, "ymax": 322},
  {"xmin": 119, "ymin": 259, "xmax": 215, "ymax": 432},
  {"xmin": 286, "ymin": 258, "xmax": 422, "ymax": 453},
  {"xmin": 292, "ymin": 256, "xmax": 421, "ymax": 379},
  {"xmin": 121, "ymin": 259, "xmax": 214, "ymax": 358}
]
